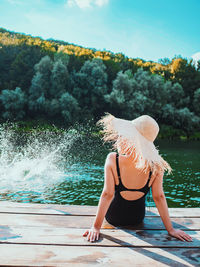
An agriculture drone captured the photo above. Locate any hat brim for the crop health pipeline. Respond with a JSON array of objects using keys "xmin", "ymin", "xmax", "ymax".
[
  {"xmin": 112, "ymin": 117, "xmax": 162, "ymax": 170},
  {"xmin": 98, "ymin": 113, "xmax": 171, "ymax": 173}
]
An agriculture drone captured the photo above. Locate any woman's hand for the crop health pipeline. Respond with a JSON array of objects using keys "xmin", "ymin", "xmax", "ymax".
[
  {"xmin": 168, "ymin": 228, "xmax": 193, "ymax": 242},
  {"xmin": 83, "ymin": 227, "xmax": 100, "ymax": 242}
]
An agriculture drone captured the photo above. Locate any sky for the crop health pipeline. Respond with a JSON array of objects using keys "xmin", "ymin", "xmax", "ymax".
[{"xmin": 0, "ymin": 0, "xmax": 200, "ymax": 62}]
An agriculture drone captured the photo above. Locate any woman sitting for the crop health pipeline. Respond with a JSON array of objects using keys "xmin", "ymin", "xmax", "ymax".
[{"xmin": 83, "ymin": 113, "xmax": 192, "ymax": 242}]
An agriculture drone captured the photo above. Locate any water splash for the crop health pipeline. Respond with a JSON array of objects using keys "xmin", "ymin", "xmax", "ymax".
[{"xmin": 0, "ymin": 123, "xmax": 81, "ymax": 193}]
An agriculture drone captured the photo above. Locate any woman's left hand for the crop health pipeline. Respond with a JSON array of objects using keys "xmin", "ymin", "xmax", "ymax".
[
  {"xmin": 168, "ymin": 228, "xmax": 193, "ymax": 242},
  {"xmin": 83, "ymin": 227, "xmax": 100, "ymax": 242}
]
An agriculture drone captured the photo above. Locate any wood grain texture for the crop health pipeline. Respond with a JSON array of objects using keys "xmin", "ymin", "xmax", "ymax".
[
  {"xmin": 0, "ymin": 213, "xmax": 199, "ymax": 230},
  {"xmin": 0, "ymin": 201, "xmax": 200, "ymax": 217},
  {"xmin": 0, "ymin": 244, "xmax": 199, "ymax": 266},
  {"xmin": 0, "ymin": 226, "xmax": 199, "ymax": 248},
  {"xmin": 0, "ymin": 202, "xmax": 199, "ymax": 266}
]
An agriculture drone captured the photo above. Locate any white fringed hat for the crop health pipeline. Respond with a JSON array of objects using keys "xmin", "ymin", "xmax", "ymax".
[{"xmin": 98, "ymin": 113, "xmax": 172, "ymax": 173}]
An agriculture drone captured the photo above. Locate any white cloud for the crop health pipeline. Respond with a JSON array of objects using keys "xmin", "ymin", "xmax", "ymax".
[
  {"xmin": 192, "ymin": 52, "xmax": 200, "ymax": 62},
  {"xmin": 65, "ymin": 0, "xmax": 109, "ymax": 9},
  {"xmin": 95, "ymin": 0, "xmax": 109, "ymax": 7},
  {"xmin": 192, "ymin": 52, "xmax": 200, "ymax": 68}
]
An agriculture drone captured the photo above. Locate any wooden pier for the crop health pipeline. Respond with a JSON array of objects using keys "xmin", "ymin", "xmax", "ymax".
[{"xmin": 0, "ymin": 201, "xmax": 199, "ymax": 266}]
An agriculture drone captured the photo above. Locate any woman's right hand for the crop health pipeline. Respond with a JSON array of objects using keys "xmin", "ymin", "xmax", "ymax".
[
  {"xmin": 168, "ymin": 228, "xmax": 193, "ymax": 242},
  {"xmin": 83, "ymin": 227, "xmax": 100, "ymax": 242}
]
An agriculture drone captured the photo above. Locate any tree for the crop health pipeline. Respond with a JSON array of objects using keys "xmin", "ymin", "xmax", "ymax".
[
  {"xmin": 105, "ymin": 68, "xmax": 170, "ymax": 119},
  {"xmin": 54, "ymin": 51, "xmax": 69, "ymax": 66},
  {"xmin": 161, "ymin": 104, "xmax": 200, "ymax": 135},
  {"xmin": 103, "ymin": 59, "xmax": 121, "ymax": 89},
  {"xmin": 164, "ymin": 82, "xmax": 189, "ymax": 108},
  {"xmin": 9, "ymin": 45, "xmax": 44, "ymax": 92},
  {"xmin": 174, "ymin": 108, "xmax": 200, "ymax": 136},
  {"xmin": 72, "ymin": 58, "xmax": 108, "ymax": 116},
  {"xmin": 170, "ymin": 57, "xmax": 200, "ymax": 107},
  {"xmin": 193, "ymin": 88, "xmax": 200, "ymax": 116},
  {"xmin": 28, "ymin": 55, "xmax": 53, "ymax": 113},
  {"xmin": 0, "ymin": 87, "xmax": 26, "ymax": 120},
  {"xmin": 104, "ymin": 70, "xmax": 135, "ymax": 116},
  {"xmin": 59, "ymin": 92, "xmax": 80, "ymax": 124},
  {"xmin": 50, "ymin": 59, "xmax": 69, "ymax": 98}
]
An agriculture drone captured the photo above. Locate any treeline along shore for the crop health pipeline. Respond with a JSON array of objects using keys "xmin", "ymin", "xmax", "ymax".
[{"xmin": 0, "ymin": 28, "xmax": 200, "ymax": 139}]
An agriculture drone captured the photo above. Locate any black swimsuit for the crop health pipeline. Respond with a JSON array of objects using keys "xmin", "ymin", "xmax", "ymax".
[{"xmin": 105, "ymin": 153, "xmax": 152, "ymax": 226}]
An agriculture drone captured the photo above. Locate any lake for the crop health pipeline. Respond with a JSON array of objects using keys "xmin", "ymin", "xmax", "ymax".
[{"xmin": 0, "ymin": 125, "xmax": 199, "ymax": 207}]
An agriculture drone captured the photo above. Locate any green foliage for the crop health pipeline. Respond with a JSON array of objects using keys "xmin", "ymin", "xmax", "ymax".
[
  {"xmin": 158, "ymin": 124, "xmax": 186, "ymax": 139},
  {"xmin": 0, "ymin": 87, "xmax": 26, "ymax": 120},
  {"xmin": 190, "ymin": 131, "xmax": 200, "ymax": 140},
  {"xmin": 72, "ymin": 58, "xmax": 108, "ymax": 116},
  {"xmin": 51, "ymin": 59, "xmax": 69, "ymax": 97},
  {"xmin": 0, "ymin": 28, "xmax": 200, "ymax": 137},
  {"xmin": 105, "ymin": 68, "xmax": 168, "ymax": 118},
  {"xmin": 170, "ymin": 57, "xmax": 200, "ymax": 105},
  {"xmin": 193, "ymin": 88, "xmax": 200, "ymax": 116},
  {"xmin": 105, "ymin": 70, "xmax": 135, "ymax": 116},
  {"xmin": 27, "ymin": 54, "xmax": 80, "ymax": 124},
  {"xmin": 29, "ymin": 55, "xmax": 53, "ymax": 113},
  {"xmin": 7, "ymin": 119, "xmax": 65, "ymax": 133},
  {"xmin": 59, "ymin": 92, "xmax": 80, "ymax": 123},
  {"xmin": 176, "ymin": 108, "xmax": 200, "ymax": 136},
  {"xmin": 161, "ymin": 105, "xmax": 199, "ymax": 135}
]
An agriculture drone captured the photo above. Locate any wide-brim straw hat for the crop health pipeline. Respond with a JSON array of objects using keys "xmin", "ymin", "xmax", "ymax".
[{"xmin": 97, "ymin": 113, "xmax": 172, "ymax": 173}]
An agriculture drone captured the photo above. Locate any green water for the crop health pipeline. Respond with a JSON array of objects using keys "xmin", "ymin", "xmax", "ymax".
[
  {"xmin": 0, "ymin": 133, "xmax": 199, "ymax": 207},
  {"xmin": 44, "ymin": 140, "xmax": 200, "ymax": 207}
]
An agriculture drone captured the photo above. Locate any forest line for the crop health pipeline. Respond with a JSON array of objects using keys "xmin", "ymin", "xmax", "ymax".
[{"xmin": 0, "ymin": 28, "xmax": 200, "ymax": 139}]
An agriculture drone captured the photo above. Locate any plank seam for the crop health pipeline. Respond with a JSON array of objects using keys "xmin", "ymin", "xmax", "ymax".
[
  {"xmin": 0, "ymin": 266, "xmax": 27, "ymax": 267},
  {"xmin": 0, "ymin": 242, "xmax": 198, "ymax": 249},
  {"xmin": 0, "ymin": 212, "xmax": 199, "ymax": 219},
  {"xmin": 0, "ymin": 213, "xmax": 159, "ymax": 218},
  {"xmin": 0, "ymin": 225, "xmax": 199, "ymax": 231}
]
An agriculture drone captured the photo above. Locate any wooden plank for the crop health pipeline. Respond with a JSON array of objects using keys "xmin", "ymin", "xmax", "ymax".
[
  {"xmin": 0, "ymin": 202, "xmax": 95, "ymax": 216},
  {"xmin": 0, "ymin": 244, "xmax": 199, "ymax": 266},
  {"xmin": 0, "ymin": 226, "xmax": 199, "ymax": 248},
  {"xmin": 0, "ymin": 202, "xmax": 200, "ymax": 217},
  {"xmin": 0, "ymin": 213, "xmax": 199, "ymax": 230},
  {"xmin": 146, "ymin": 208, "xmax": 200, "ymax": 217}
]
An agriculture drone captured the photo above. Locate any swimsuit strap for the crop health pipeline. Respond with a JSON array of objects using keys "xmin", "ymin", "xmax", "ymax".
[
  {"xmin": 115, "ymin": 153, "xmax": 152, "ymax": 193},
  {"xmin": 116, "ymin": 153, "xmax": 121, "ymax": 180}
]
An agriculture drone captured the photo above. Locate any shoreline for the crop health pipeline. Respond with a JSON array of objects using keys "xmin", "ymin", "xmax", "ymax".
[{"xmin": 0, "ymin": 120, "xmax": 200, "ymax": 141}]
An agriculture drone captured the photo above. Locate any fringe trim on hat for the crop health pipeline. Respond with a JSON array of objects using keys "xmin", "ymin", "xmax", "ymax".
[{"xmin": 97, "ymin": 113, "xmax": 172, "ymax": 174}]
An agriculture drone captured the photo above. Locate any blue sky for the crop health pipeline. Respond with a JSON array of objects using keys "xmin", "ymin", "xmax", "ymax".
[{"xmin": 0, "ymin": 0, "xmax": 200, "ymax": 62}]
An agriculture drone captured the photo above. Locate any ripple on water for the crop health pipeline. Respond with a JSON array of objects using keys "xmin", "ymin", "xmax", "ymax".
[{"xmin": 0, "ymin": 127, "xmax": 199, "ymax": 207}]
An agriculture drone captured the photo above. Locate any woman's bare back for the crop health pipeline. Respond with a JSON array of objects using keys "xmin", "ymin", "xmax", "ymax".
[{"xmin": 110, "ymin": 152, "xmax": 151, "ymax": 201}]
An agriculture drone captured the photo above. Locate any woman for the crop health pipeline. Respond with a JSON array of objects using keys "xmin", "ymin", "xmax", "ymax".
[{"xmin": 83, "ymin": 114, "xmax": 192, "ymax": 242}]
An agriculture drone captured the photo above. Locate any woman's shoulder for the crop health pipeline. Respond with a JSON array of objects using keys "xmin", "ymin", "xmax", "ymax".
[
  {"xmin": 105, "ymin": 152, "xmax": 117, "ymax": 166},
  {"xmin": 106, "ymin": 152, "xmax": 117, "ymax": 160}
]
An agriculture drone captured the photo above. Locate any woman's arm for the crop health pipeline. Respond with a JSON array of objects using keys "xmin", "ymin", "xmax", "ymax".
[
  {"xmin": 83, "ymin": 153, "xmax": 115, "ymax": 242},
  {"xmin": 151, "ymin": 171, "xmax": 192, "ymax": 242}
]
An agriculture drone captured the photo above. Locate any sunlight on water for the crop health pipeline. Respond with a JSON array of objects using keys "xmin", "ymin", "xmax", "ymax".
[{"xmin": 0, "ymin": 124, "xmax": 199, "ymax": 207}]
